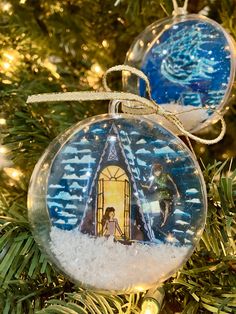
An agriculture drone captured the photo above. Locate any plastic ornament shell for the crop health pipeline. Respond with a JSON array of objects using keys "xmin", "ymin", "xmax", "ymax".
[
  {"xmin": 124, "ymin": 14, "xmax": 236, "ymax": 133},
  {"xmin": 28, "ymin": 114, "xmax": 207, "ymax": 293}
]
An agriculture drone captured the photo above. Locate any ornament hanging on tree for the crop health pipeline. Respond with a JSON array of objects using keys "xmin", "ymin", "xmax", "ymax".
[
  {"xmin": 123, "ymin": 0, "xmax": 236, "ymax": 133},
  {"xmin": 27, "ymin": 84, "xmax": 207, "ymax": 293}
]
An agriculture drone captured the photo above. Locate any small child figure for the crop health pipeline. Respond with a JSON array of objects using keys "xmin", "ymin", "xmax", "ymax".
[
  {"xmin": 102, "ymin": 207, "xmax": 123, "ymax": 239},
  {"xmin": 144, "ymin": 163, "xmax": 180, "ymax": 227}
]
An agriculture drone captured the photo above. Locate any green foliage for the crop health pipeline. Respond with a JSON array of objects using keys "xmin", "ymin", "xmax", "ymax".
[
  {"xmin": 163, "ymin": 161, "xmax": 236, "ymax": 314},
  {"xmin": 0, "ymin": 0, "xmax": 236, "ymax": 313},
  {"xmin": 0, "ymin": 156, "xmax": 235, "ymax": 313}
]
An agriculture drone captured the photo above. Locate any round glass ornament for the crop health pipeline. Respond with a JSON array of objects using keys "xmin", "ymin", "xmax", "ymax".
[
  {"xmin": 28, "ymin": 113, "xmax": 207, "ymax": 293},
  {"xmin": 124, "ymin": 14, "xmax": 236, "ymax": 133}
]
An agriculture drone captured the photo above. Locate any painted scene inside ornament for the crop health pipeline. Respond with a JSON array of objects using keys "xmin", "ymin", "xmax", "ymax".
[
  {"xmin": 140, "ymin": 19, "xmax": 232, "ymax": 119},
  {"xmin": 47, "ymin": 116, "xmax": 206, "ymax": 291}
]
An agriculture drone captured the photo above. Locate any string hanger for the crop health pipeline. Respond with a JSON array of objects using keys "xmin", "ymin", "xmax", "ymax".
[
  {"xmin": 172, "ymin": 0, "xmax": 189, "ymax": 16},
  {"xmin": 27, "ymin": 64, "xmax": 226, "ymax": 146}
]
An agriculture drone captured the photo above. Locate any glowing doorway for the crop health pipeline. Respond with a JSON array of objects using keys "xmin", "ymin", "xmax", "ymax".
[{"xmin": 96, "ymin": 165, "xmax": 131, "ymax": 240}]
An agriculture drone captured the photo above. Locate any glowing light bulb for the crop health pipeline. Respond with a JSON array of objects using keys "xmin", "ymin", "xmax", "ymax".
[
  {"xmin": 141, "ymin": 299, "xmax": 159, "ymax": 314},
  {"xmin": 141, "ymin": 287, "xmax": 164, "ymax": 314}
]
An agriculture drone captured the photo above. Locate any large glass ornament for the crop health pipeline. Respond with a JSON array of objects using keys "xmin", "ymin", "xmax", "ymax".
[
  {"xmin": 124, "ymin": 14, "xmax": 236, "ymax": 133},
  {"xmin": 28, "ymin": 114, "xmax": 207, "ymax": 293}
]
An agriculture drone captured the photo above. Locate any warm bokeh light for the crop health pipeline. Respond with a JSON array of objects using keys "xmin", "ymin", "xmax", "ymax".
[
  {"xmin": 1, "ymin": 1, "xmax": 12, "ymax": 12},
  {"xmin": 0, "ymin": 49, "xmax": 22, "ymax": 76},
  {"xmin": 4, "ymin": 167, "xmax": 22, "ymax": 180},
  {"xmin": 0, "ymin": 146, "xmax": 7, "ymax": 154},
  {"xmin": 91, "ymin": 63, "xmax": 103, "ymax": 75},
  {"xmin": 0, "ymin": 118, "xmax": 6, "ymax": 125},
  {"xmin": 3, "ymin": 62, "xmax": 10, "ymax": 70},
  {"xmin": 87, "ymin": 62, "xmax": 104, "ymax": 89},
  {"xmin": 102, "ymin": 40, "xmax": 109, "ymax": 48}
]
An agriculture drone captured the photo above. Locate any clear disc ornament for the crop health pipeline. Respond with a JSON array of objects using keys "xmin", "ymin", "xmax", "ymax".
[
  {"xmin": 124, "ymin": 14, "xmax": 236, "ymax": 133},
  {"xmin": 28, "ymin": 113, "xmax": 207, "ymax": 293}
]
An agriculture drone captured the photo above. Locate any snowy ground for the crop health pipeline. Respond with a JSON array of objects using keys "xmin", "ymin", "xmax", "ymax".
[{"xmin": 50, "ymin": 227, "xmax": 191, "ymax": 292}]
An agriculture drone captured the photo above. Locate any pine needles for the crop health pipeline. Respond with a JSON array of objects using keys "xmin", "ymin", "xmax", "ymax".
[
  {"xmin": 0, "ymin": 0, "xmax": 236, "ymax": 313},
  {"xmin": 0, "ymin": 155, "xmax": 235, "ymax": 313}
]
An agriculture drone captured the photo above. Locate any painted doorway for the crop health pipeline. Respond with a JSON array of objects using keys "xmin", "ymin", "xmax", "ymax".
[{"xmin": 96, "ymin": 165, "xmax": 131, "ymax": 240}]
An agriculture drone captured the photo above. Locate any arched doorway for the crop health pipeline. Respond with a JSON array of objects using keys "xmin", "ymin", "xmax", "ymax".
[{"xmin": 96, "ymin": 165, "xmax": 131, "ymax": 240}]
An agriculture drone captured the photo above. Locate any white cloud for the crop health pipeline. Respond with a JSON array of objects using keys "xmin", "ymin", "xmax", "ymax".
[
  {"xmin": 62, "ymin": 156, "xmax": 80, "ymax": 164},
  {"xmin": 70, "ymin": 182, "xmax": 84, "ymax": 189},
  {"xmin": 137, "ymin": 158, "xmax": 147, "ymax": 166},
  {"xmin": 79, "ymin": 155, "xmax": 96, "ymax": 163},
  {"xmin": 136, "ymin": 139, "xmax": 147, "ymax": 144},
  {"xmin": 136, "ymin": 148, "xmax": 151, "ymax": 154},
  {"xmin": 63, "ymin": 174, "xmax": 80, "ymax": 180},
  {"xmin": 186, "ymin": 188, "xmax": 198, "ymax": 194},
  {"xmin": 65, "ymin": 204, "xmax": 77, "ymax": 209},
  {"xmin": 63, "ymin": 146, "xmax": 78, "ymax": 154},
  {"xmin": 186, "ymin": 230, "xmax": 194, "ymax": 235},
  {"xmin": 53, "ymin": 191, "xmax": 80, "ymax": 200},
  {"xmin": 54, "ymin": 219, "xmax": 66, "ymax": 224},
  {"xmin": 78, "ymin": 172, "xmax": 92, "ymax": 180},
  {"xmin": 154, "ymin": 146, "xmax": 176, "ymax": 155},
  {"xmin": 77, "ymin": 149, "xmax": 91, "ymax": 153},
  {"xmin": 49, "ymin": 184, "xmax": 64, "ymax": 188},
  {"xmin": 176, "ymin": 220, "xmax": 189, "ymax": 225},
  {"xmin": 65, "ymin": 165, "xmax": 75, "ymax": 171},
  {"xmin": 186, "ymin": 198, "xmax": 201, "ymax": 204},
  {"xmin": 62, "ymin": 155, "xmax": 96, "ymax": 165},
  {"xmin": 47, "ymin": 201, "xmax": 63, "ymax": 208},
  {"xmin": 58, "ymin": 211, "xmax": 77, "ymax": 218},
  {"xmin": 67, "ymin": 218, "xmax": 78, "ymax": 224},
  {"xmin": 174, "ymin": 209, "xmax": 184, "ymax": 215}
]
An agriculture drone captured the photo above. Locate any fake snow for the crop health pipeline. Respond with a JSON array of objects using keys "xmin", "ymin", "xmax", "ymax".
[{"xmin": 50, "ymin": 227, "xmax": 191, "ymax": 292}]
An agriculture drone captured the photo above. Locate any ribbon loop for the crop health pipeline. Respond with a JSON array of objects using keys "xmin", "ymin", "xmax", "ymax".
[{"xmin": 27, "ymin": 64, "xmax": 226, "ymax": 146}]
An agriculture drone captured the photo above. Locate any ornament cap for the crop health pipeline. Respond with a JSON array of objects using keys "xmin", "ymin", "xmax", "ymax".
[{"xmin": 172, "ymin": 0, "xmax": 189, "ymax": 16}]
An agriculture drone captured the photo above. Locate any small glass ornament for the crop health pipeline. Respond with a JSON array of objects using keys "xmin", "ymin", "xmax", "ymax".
[
  {"xmin": 28, "ymin": 113, "xmax": 207, "ymax": 293},
  {"xmin": 124, "ymin": 12, "xmax": 236, "ymax": 133}
]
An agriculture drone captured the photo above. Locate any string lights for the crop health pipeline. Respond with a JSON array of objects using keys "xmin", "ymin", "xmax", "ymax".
[{"xmin": 141, "ymin": 286, "xmax": 165, "ymax": 314}]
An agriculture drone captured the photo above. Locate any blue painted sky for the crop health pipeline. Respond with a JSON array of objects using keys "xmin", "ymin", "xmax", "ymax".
[
  {"xmin": 140, "ymin": 19, "xmax": 232, "ymax": 113},
  {"xmin": 47, "ymin": 117, "xmax": 206, "ymax": 245}
]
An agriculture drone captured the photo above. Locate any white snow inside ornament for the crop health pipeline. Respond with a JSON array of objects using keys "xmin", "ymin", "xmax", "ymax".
[
  {"xmin": 28, "ymin": 113, "xmax": 207, "ymax": 293},
  {"xmin": 123, "ymin": 6, "xmax": 236, "ymax": 133}
]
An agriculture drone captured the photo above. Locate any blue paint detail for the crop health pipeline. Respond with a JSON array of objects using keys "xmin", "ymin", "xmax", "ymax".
[
  {"xmin": 140, "ymin": 20, "xmax": 231, "ymax": 113},
  {"xmin": 47, "ymin": 118, "xmax": 205, "ymax": 244}
]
